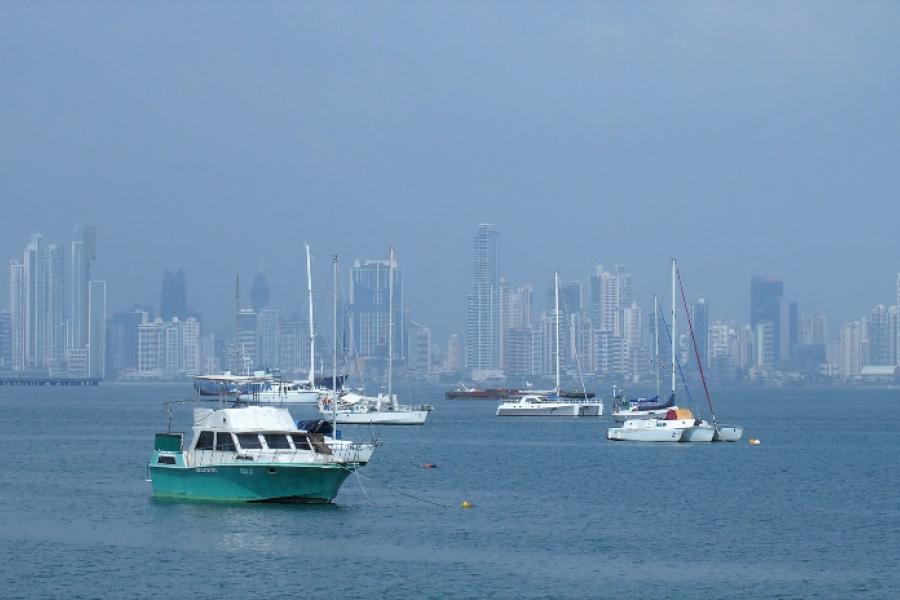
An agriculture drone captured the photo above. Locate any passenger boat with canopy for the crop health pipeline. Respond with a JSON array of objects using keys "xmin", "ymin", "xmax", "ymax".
[{"xmin": 148, "ymin": 405, "xmax": 371, "ymax": 503}]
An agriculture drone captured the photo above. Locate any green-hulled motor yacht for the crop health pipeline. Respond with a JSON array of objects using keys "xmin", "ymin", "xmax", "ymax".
[{"xmin": 149, "ymin": 405, "xmax": 369, "ymax": 503}]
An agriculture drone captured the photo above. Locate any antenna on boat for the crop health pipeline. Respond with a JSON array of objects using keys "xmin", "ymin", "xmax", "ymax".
[
  {"xmin": 654, "ymin": 294, "xmax": 660, "ymax": 401},
  {"xmin": 332, "ymin": 255, "xmax": 338, "ymax": 436},
  {"xmin": 305, "ymin": 244, "xmax": 316, "ymax": 386},
  {"xmin": 388, "ymin": 247, "xmax": 397, "ymax": 409},
  {"xmin": 555, "ymin": 271, "xmax": 560, "ymax": 396},
  {"xmin": 671, "ymin": 258, "xmax": 676, "ymax": 399}
]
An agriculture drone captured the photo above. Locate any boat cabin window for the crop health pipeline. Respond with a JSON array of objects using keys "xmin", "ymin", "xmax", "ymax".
[
  {"xmin": 236, "ymin": 433, "xmax": 262, "ymax": 450},
  {"xmin": 215, "ymin": 432, "xmax": 236, "ymax": 452},
  {"xmin": 196, "ymin": 431, "xmax": 214, "ymax": 451},
  {"xmin": 157, "ymin": 455, "xmax": 176, "ymax": 465},
  {"xmin": 291, "ymin": 433, "xmax": 311, "ymax": 451},
  {"xmin": 264, "ymin": 434, "xmax": 291, "ymax": 450}
]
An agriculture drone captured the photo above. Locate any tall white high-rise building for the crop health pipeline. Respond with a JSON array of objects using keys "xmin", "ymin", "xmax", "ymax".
[
  {"xmin": 466, "ymin": 224, "xmax": 501, "ymax": 377},
  {"xmin": 9, "ymin": 259, "xmax": 26, "ymax": 370},
  {"xmin": 87, "ymin": 280, "xmax": 106, "ymax": 378},
  {"xmin": 24, "ymin": 234, "xmax": 50, "ymax": 369},
  {"xmin": 47, "ymin": 244, "xmax": 65, "ymax": 368}
]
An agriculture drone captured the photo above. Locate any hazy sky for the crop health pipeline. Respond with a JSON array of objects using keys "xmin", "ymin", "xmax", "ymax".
[{"xmin": 2, "ymin": 2, "xmax": 898, "ymax": 341}]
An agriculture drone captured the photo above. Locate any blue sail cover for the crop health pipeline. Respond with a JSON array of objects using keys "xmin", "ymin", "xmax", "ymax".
[{"xmin": 635, "ymin": 393, "xmax": 675, "ymax": 411}]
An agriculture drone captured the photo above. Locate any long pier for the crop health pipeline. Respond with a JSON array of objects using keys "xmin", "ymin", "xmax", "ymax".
[{"xmin": 0, "ymin": 377, "xmax": 101, "ymax": 386}]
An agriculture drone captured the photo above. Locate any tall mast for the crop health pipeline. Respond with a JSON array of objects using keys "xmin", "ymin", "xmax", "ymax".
[
  {"xmin": 654, "ymin": 294, "xmax": 660, "ymax": 400},
  {"xmin": 671, "ymin": 258, "xmax": 676, "ymax": 396},
  {"xmin": 388, "ymin": 247, "xmax": 396, "ymax": 408},
  {"xmin": 305, "ymin": 244, "xmax": 316, "ymax": 385},
  {"xmin": 331, "ymin": 255, "xmax": 338, "ymax": 432},
  {"xmin": 555, "ymin": 271, "xmax": 560, "ymax": 395}
]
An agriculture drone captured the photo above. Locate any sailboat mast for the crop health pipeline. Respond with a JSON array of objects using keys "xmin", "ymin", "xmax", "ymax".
[
  {"xmin": 305, "ymin": 244, "xmax": 316, "ymax": 385},
  {"xmin": 555, "ymin": 271, "xmax": 560, "ymax": 395},
  {"xmin": 388, "ymin": 247, "xmax": 396, "ymax": 407},
  {"xmin": 332, "ymin": 255, "xmax": 338, "ymax": 433},
  {"xmin": 671, "ymin": 258, "xmax": 676, "ymax": 395},
  {"xmin": 654, "ymin": 294, "xmax": 660, "ymax": 400}
]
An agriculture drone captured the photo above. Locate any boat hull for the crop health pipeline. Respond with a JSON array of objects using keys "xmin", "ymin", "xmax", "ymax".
[
  {"xmin": 149, "ymin": 463, "xmax": 352, "ymax": 503},
  {"xmin": 578, "ymin": 402, "xmax": 604, "ymax": 417},
  {"xmin": 712, "ymin": 426, "xmax": 744, "ymax": 442},
  {"xmin": 680, "ymin": 425, "xmax": 715, "ymax": 442},
  {"xmin": 607, "ymin": 427, "xmax": 683, "ymax": 442},
  {"xmin": 496, "ymin": 404, "xmax": 581, "ymax": 417},
  {"xmin": 329, "ymin": 410, "xmax": 428, "ymax": 425}
]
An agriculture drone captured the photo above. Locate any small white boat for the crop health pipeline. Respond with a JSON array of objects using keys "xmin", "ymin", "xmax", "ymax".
[
  {"xmin": 321, "ymin": 393, "xmax": 429, "ymax": 425},
  {"xmin": 496, "ymin": 394, "xmax": 581, "ymax": 417}
]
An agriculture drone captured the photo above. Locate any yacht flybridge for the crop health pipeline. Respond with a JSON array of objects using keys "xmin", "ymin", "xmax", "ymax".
[
  {"xmin": 497, "ymin": 272, "xmax": 602, "ymax": 417},
  {"xmin": 148, "ymin": 405, "xmax": 372, "ymax": 503}
]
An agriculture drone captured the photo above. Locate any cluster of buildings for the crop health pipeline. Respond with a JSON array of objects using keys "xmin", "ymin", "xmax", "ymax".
[
  {"xmin": 1, "ymin": 223, "xmax": 898, "ymax": 386},
  {"xmin": 0, "ymin": 228, "xmax": 106, "ymax": 378},
  {"xmin": 456, "ymin": 224, "xmax": 899, "ymax": 386}
]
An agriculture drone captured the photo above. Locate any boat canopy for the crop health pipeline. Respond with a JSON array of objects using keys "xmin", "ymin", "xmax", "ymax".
[
  {"xmin": 297, "ymin": 419, "xmax": 334, "ymax": 435},
  {"xmin": 664, "ymin": 408, "xmax": 695, "ymax": 420},
  {"xmin": 636, "ymin": 393, "xmax": 675, "ymax": 411},
  {"xmin": 193, "ymin": 406, "xmax": 296, "ymax": 431}
]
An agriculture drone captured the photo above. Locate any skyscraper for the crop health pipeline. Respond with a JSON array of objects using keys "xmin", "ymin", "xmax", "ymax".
[
  {"xmin": 47, "ymin": 244, "xmax": 66, "ymax": 368},
  {"xmin": 9, "ymin": 260, "xmax": 26, "ymax": 370},
  {"xmin": 24, "ymin": 234, "xmax": 49, "ymax": 369},
  {"xmin": 750, "ymin": 277, "xmax": 784, "ymax": 364},
  {"xmin": 160, "ymin": 269, "xmax": 188, "ymax": 321},
  {"xmin": 70, "ymin": 225, "xmax": 96, "ymax": 351},
  {"xmin": 88, "ymin": 280, "xmax": 106, "ymax": 378},
  {"xmin": 250, "ymin": 272, "xmax": 271, "ymax": 312},
  {"xmin": 349, "ymin": 257, "xmax": 405, "ymax": 370},
  {"xmin": 0, "ymin": 310, "xmax": 11, "ymax": 369},
  {"xmin": 692, "ymin": 298, "xmax": 709, "ymax": 371},
  {"xmin": 257, "ymin": 306, "xmax": 280, "ymax": 369},
  {"xmin": 466, "ymin": 224, "xmax": 501, "ymax": 376}
]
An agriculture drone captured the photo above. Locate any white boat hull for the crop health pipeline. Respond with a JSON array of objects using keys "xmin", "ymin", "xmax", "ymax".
[
  {"xmin": 578, "ymin": 402, "xmax": 605, "ymax": 417},
  {"xmin": 712, "ymin": 426, "xmax": 744, "ymax": 442},
  {"xmin": 325, "ymin": 409, "xmax": 428, "ymax": 425},
  {"xmin": 327, "ymin": 439, "xmax": 375, "ymax": 464},
  {"xmin": 680, "ymin": 425, "xmax": 715, "ymax": 442},
  {"xmin": 496, "ymin": 403, "xmax": 581, "ymax": 417},
  {"xmin": 607, "ymin": 427, "xmax": 683, "ymax": 442}
]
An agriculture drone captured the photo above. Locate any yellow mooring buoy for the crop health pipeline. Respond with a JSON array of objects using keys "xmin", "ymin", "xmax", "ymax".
[
  {"xmin": 461, "ymin": 500, "xmax": 473, "ymax": 509},
  {"xmin": 749, "ymin": 438, "xmax": 761, "ymax": 446}
]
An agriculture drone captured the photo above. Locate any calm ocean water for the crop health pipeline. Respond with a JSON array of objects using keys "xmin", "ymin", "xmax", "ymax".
[{"xmin": 0, "ymin": 383, "xmax": 897, "ymax": 599}]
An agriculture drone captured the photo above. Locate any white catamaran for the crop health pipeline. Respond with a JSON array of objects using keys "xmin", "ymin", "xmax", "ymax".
[{"xmin": 497, "ymin": 272, "xmax": 602, "ymax": 417}]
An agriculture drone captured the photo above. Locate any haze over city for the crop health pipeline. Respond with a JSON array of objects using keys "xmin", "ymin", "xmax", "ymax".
[{"xmin": 2, "ymin": 2, "xmax": 899, "ymax": 342}]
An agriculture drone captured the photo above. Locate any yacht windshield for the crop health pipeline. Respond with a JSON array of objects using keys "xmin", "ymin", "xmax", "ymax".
[
  {"xmin": 264, "ymin": 434, "xmax": 291, "ymax": 450},
  {"xmin": 236, "ymin": 433, "xmax": 262, "ymax": 450},
  {"xmin": 215, "ymin": 433, "xmax": 236, "ymax": 452},
  {"xmin": 196, "ymin": 431, "xmax": 213, "ymax": 450},
  {"xmin": 291, "ymin": 434, "xmax": 311, "ymax": 451}
]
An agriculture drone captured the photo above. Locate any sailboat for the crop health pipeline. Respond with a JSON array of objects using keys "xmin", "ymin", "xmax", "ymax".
[
  {"xmin": 320, "ymin": 248, "xmax": 430, "ymax": 426},
  {"xmin": 497, "ymin": 272, "xmax": 601, "ymax": 416},
  {"xmin": 608, "ymin": 259, "xmax": 714, "ymax": 442},
  {"xmin": 611, "ymin": 296, "xmax": 679, "ymax": 421}
]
